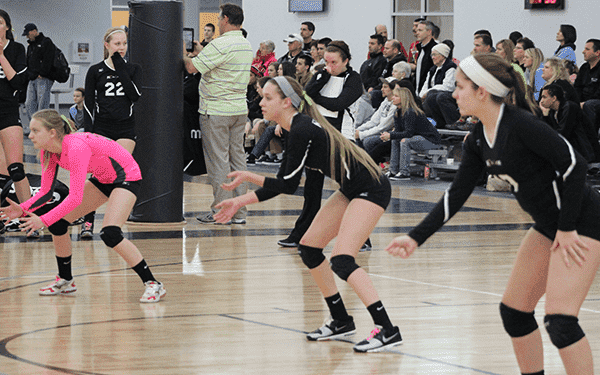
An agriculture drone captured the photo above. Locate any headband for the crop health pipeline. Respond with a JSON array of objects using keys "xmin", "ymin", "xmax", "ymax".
[
  {"xmin": 273, "ymin": 76, "xmax": 302, "ymax": 109},
  {"xmin": 459, "ymin": 55, "xmax": 510, "ymax": 98},
  {"xmin": 105, "ymin": 29, "xmax": 125, "ymax": 41}
]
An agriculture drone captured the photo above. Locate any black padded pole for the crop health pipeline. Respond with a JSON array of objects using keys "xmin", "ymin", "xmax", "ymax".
[{"xmin": 128, "ymin": 0, "xmax": 184, "ymax": 223}]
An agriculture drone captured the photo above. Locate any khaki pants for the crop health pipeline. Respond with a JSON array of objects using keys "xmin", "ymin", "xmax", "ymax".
[{"xmin": 200, "ymin": 113, "xmax": 247, "ymax": 219}]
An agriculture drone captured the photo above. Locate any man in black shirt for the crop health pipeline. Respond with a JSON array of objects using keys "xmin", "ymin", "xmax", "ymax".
[
  {"xmin": 23, "ymin": 23, "xmax": 55, "ymax": 121},
  {"xmin": 574, "ymin": 39, "xmax": 600, "ymax": 133}
]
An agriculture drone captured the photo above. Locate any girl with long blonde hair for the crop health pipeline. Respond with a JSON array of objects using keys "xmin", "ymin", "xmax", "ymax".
[{"xmin": 214, "ymin": 76, "xmax": 403, "ymax": 353}]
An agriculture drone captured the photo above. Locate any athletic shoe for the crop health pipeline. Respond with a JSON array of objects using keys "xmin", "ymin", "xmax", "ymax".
[
  {"xmin": 197, "ymin": 212, "xmax": 235, "ymax": 225},
  {"xmin": 140, "ymin": 281, "xmax": 166, "ymax": 303},
  {"xmin": 277, "ymin": 237, "xmax": 299, "ymax": 247},
  {"xmin": 353, "ymin": 326, "xmax": 403, "ymax": 353},
  {"xmin": 360, "ymin": 238, "xmax": 372, "ymax": 252},
  {"xmin": 263, "ymin": 155, "xmax": 282, "ymax": 164},
  {"xmin": 0, "ymin": 221, "xmax": 5, "ymax": 235},
  {"xmin": 389, "ymin": 172, "xmax": 411, "ymax": 181},
  {"xmin": 4, "ymin": 219, "xmax": 21, "ymax": 232},
  {"xmin": 246, "ymin": 154, "xmax": 256, "ymax": 164},
  {"xmin": 456, "ymin": 121, "xmax": 475, "ymax": 131},
  {"xmin": 70, "ymin": 217, "xmax": 85, "ymax": 226},
  {"xmin": 80, "ymin": 221, "xmax": 94, "ymax": 239},
  {"xmin": 306, "ymin": 316, "xmax": 356, "ymax": 341},
  {"xmin": 39, "ymin": 276, "xmax": 77, "ymax": 295},
  {"xmin": 231, "ymin": 218, "xmax": 246, "ymax": 224},
  {"xmin": 256, "ymin": 154, "xmax": 270, "ymax": 164}
]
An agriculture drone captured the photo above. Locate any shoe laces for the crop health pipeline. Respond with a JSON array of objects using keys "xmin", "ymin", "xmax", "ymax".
[{"xmin": 366, "ymin": 327, "xmax": 381, "ymax": 341}]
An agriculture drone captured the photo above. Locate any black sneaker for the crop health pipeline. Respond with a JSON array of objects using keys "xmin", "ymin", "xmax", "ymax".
[
  {"xmin": 246, "ymin": 154, "xmax": 256, "ymax": 164},
  {"xmin": 389, "ymin": 173, "xmax": 410, "ymax": 181},
  {"xmin": 353, "ymin": 326, "xmax": 403, "ymax": 353},
  {"xmin": 360, "ymin": 238, "xmax": 372, "ymax": 252},
  {"xmin": 263, "ymin": 155, "xmax": 282, "ymax": 164},
  {"xmin": 307, "ymin": 317, "xmax": 356, "ymax": 341},
  {"xmin": 277, "ymin": 237, "xmax": 299, "ymax": 247},
  {"xmin": 256, "ymin": 154, "xmax": 270, "ymax": 164},
  {"xmin": 80, "ymin": 221, "xmax": 94, "ymax": 239}
]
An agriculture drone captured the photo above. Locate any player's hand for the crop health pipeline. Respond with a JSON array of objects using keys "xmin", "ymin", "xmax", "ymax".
[
  {"xmin": 221, "ymin": 171, "xmax": 247, "ymax": 191},
  {"xmin": 551, "ymin": 230, "xmax": 589, "ymax": 267},
  {"xmin": 385, "ymin": 235, "xmax": 418, "ymax": 258},
  {"xmin": 0, "ymin": 198, "xmax": 24, "ymax": 221},
  {"xmin": 19, "ymin": 212, "xmax": 44, "ymax": 236},
  {"xmin": 214, "ymin": 198, "xmax": 240, "ymax": 224}
]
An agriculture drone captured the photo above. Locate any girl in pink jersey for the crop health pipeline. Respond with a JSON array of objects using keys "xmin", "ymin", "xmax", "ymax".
[{"xmin": 0, "ymin": 109, "xmax": 165, "ymax": 303}]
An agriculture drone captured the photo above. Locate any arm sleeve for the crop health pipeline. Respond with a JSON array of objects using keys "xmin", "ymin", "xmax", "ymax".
[
  {"xmin": 309, "ymin": 72, "xmax": 363, "ymax": 112},
  {"xmin": 112, "ymin": 54, "xmax": 142, "ymax": 102},
  {"xmin": 408, "ymin": 134, "xmax": 486, "ymax": 245},
  {"xmin": 20, "ymin": 154, "xmax": 58, "ymax": 213},
  {"xmin": 7, "ymin": 43, "xmax": 29, "ymax": 90},
  {"xmin": 83, "ymin": 67, "xmax": 96, "ymax": 132},
  {"xmin": 37, "ymin": 140, "xmax": 93, "ymax": 227}
]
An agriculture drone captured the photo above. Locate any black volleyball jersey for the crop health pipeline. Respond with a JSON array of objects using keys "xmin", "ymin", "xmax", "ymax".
[
  {"xmin": 255, "ymin": 113, "xmax": 381, "ymax": 201},
  {"xmin": 0, "ymin": 40, "xmax": 28, "ymax": 110},
  {"xmin": 409, "ymin": 104, "xmax": 597, "ymax": 245},
  {"xmin": 83, "ymin": 59, "xmax": 141, "ymax": 129}
]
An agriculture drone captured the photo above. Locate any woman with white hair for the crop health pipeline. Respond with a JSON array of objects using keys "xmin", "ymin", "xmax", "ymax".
[
  {"xmin": 419, "ymin": 43, "xmax": 460, "ymax": 128},
  {"xmin": 252, "ymin": 40, "xmax": 277, "ymax": 73}
]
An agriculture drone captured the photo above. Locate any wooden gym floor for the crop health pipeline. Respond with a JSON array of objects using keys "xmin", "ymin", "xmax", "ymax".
[{"xmin": 2, "ymin": 140, "xmax": 600, "ymax": 374}]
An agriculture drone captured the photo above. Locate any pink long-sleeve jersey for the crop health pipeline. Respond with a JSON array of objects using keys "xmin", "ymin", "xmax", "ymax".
[{"xmin": 21, "ymin": 133, "xmax": 142, "ymax": 227}]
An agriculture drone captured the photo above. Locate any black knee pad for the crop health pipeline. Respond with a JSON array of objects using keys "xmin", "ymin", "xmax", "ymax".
[
  {"xmin": 298, "ymin": 244, "xmax": 326, "ymax": 269},
  {"xmin": 8, "ymin": 163, "xmax": 25, "ymax": 182},
  {"xmin": 544, "ymin": 314, "xmax": 585, "ymax": 349},
  {"xmin": 330, "ymin": 254, "xmax": 360, "ymax": 281},
  {"xmin": 100, "ymin": 226, "xmax": 124, "ymax": 248},
  {"xmin": 48, "ymin": 219, "xmax": 70, "ymax": 236},
  {"xmin": 499, "ymin": 302, "xmax": 538, "ymax": 338}
]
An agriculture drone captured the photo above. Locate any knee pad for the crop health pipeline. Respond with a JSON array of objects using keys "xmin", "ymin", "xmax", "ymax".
[
  {"xmin": 298, "ymin": 244, "xmax": 326, "ymax": 269},
  {"xmin": 544, "ymin": 314, "xmax": 585, "ymax": 349},
  {"xmin": 499, "ymin": 302, "xmax": 538, "ymax": 338},
  {"xmin": 8, "ymin": 163, "xmax": 25, "ymax": 182},
  {"xmin": 48, "ymin": 219, "xmax": 70, "ymax": 236},
  {"xmin": 330, "ymin": 254, "xmax": 360, "ymax": 281},
  {"xmin": 100, "ymin": 226, "xmax": 124, "ymax": 248}
]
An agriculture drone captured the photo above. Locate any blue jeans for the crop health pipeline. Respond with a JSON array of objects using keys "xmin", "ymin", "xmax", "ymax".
[
  {"xmin": 390, "ymin": 135, "xmax": 441, "ymax": 175},
  {"xmin": 25, "ymin": 77, "xmax": 54, "ymax": 119}
]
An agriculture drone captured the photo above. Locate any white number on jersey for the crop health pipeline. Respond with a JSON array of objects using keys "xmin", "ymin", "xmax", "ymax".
[{"xmin": 105, "ymin": 81, "xmax": 125, "ymax": 97}]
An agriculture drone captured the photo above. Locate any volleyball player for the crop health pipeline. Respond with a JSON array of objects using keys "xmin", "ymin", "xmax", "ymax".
[
  {"xmin": 0, "ymin": 110, "xmax": 165, "ymax": 303},
  {"xmin": 81, "ymin": 27, "xmax": 141, "ymax": 238},
  {"xmin": 214, "ymin": 76, "xmax": 402, "ymax": 353},
  {"xmin": 386, "ymin": 53, "xmax": 600, "ymax": 374},
  {"xmin": 0, "ymin": 9, "xmax": 33, "ymax": 231}
]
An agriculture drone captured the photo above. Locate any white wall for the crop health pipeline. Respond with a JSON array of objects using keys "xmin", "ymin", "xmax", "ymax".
[
  {"xmin": 454, "ymin": 0, "xmax": 600, "ymax": 66},
  {"xmin": 244, "ymin": 0, "xmax": 390, "ymax": 71}
]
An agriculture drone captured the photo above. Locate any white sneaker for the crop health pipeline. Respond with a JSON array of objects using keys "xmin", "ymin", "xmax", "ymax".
[
  {"xmin": 39, "ymin": 276, "xmax": 77, "ymax": 295},
  {"xmin": 140, "ymin": 281, "xmax": 166, "ymax": 303}
]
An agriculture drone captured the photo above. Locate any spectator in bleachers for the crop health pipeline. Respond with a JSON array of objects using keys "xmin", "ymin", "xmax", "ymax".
[
  {"xmin": 278, "ymin": 61, "xmax": 296, "ymax": 79},
  {"xmin": 309, "ymin": 40, "xmax": 319, "ymax": 65},
  {"xmin": 541, "ymin": 58, "xmax": 578, "ymax": 103},
  {"xmin": 509, "ymin": 31, "xmax": 522, "ymax": 47},
  {"xmin": 392, "ymin": 61, "xmax": 420, "ymax": 105},
  {"xmin": 472, "ymin": 34, "xmax": 493, "ymax": 54},
  {"xmin": 420, "ymin": 43, "xmax": 459, "ymax": 129},
  {"xmin": 413, "ymin": 20, "xmax": 437, "ymax": 93},
  {"xmin": 408, "ymin": 17, "xmax": 426, "ymax": 64},
  {"xmin": 383, "ymin": 86, "xmax": 441, "ymax": 181},
  {"xmin": 201, "ymin": 23, "xmax": 215, "ymax": 47},
  {"xmin": 369, "ymin": 39, "xmax": 407, "ymax": 108},
  {"xmin": 354, "ymin": 77, "xmax": 397, "ymax": 152},
  {"xmin": 564, "ymin": 59, "xmax": 579, "ymax": 84},
  {"xmin": 360, "ymin": 34, "xmax": 387, "ymax": 92},
  {"xmin": 252, "ymin": 40, "xmax": 277, "ymax": 74},
  {"xmin": 300, "ymin": 22, "xmax": 315, "ymax": 51},
  {"xmin": 540, "ymin": 83, "xmax": 596, "ymax": 162},
  {"xmin": 523, "ymin": 48, "xmax": 545, "ymax": 100},
  {"xmin": 496, "ymin": 39, "xmax": 525, "ymax": 83},
  {"xmin": 315, "ymin": 37, "xmax": 332, "ymax": 69},
  {"xmin": 375, "ymin": 24, "xmax": 388, "ymax": 42},
  {"xmin": 267, "ymin": 62, "xmax": 279, "ymax": 77},
  {"xmin": 295, "ymin": 54, "xmax": 313, "ymax": 88},
  {"xmin": 554, "ymin": 24, "xmax": 577, "ymax": 64},
  {"xmin": 278, "ymin": 33, "xmax": 306, "ymax": 66},
  {"xmin": 574, "ymin": 39, "xmax": 600, "ymax": 135},
  {"xmin": 474, "ymin": 30, "xmax": 495, "ymax": 52},
  {"xmin": 514, "ymin": 37, "xmax": 535, "ymax": 73}
]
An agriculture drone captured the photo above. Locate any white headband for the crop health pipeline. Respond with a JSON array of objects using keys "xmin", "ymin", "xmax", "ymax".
[
  {"xmin": 459, "ymin": 55, "xmax": 510, "ymax": 98},
  {"xmin": 105, "ymin": 29, "xmax": 125, "ymax": 41}
]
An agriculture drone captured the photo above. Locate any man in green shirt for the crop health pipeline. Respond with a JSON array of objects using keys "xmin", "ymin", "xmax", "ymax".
[{"xmin": 184, "ymin": 3, "xmax": 253, "ymax": 224}]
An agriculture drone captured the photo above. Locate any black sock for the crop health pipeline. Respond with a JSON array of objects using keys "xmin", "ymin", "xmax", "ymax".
[
  {"xmin": 367, "ymin": 301, "xmax": 393, "ymax": 331},
  {"xmin": 132, "ymin": 259, "xmax": 156, "ymax": 284},
  {"xmin": 325, "ymin": 293, "xmax": 351, "ymax": 322},
  {"xmin": 84, "ymin": 211, "xmax": 95, "ymax": 223},
  {"xmin": 56, "ymin": 255, "xmax": 73, "ymax": 280},
  {"xmin": 522, "ymin": 371, "xmax": 544, "ymax": 375}
]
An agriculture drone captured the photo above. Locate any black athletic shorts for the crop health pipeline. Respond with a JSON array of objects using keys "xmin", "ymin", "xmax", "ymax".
[
  {"xmin": 89, "ymin": 177, "xmax": 142, "ymax": 198},
  {"xmin": 0, "ymin": 109, "xmax": 22, "ymax": 131},
  {"xmin": 93, "ymin": 120, "xmax": 136, "ymax": 141},
  {"xmin": 339, "ymin": 173, "xmax": 391, "ymax": 210},
  {"xmin": 533, "ymin": 187, "xmax": 600, "ymax": 242}
]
